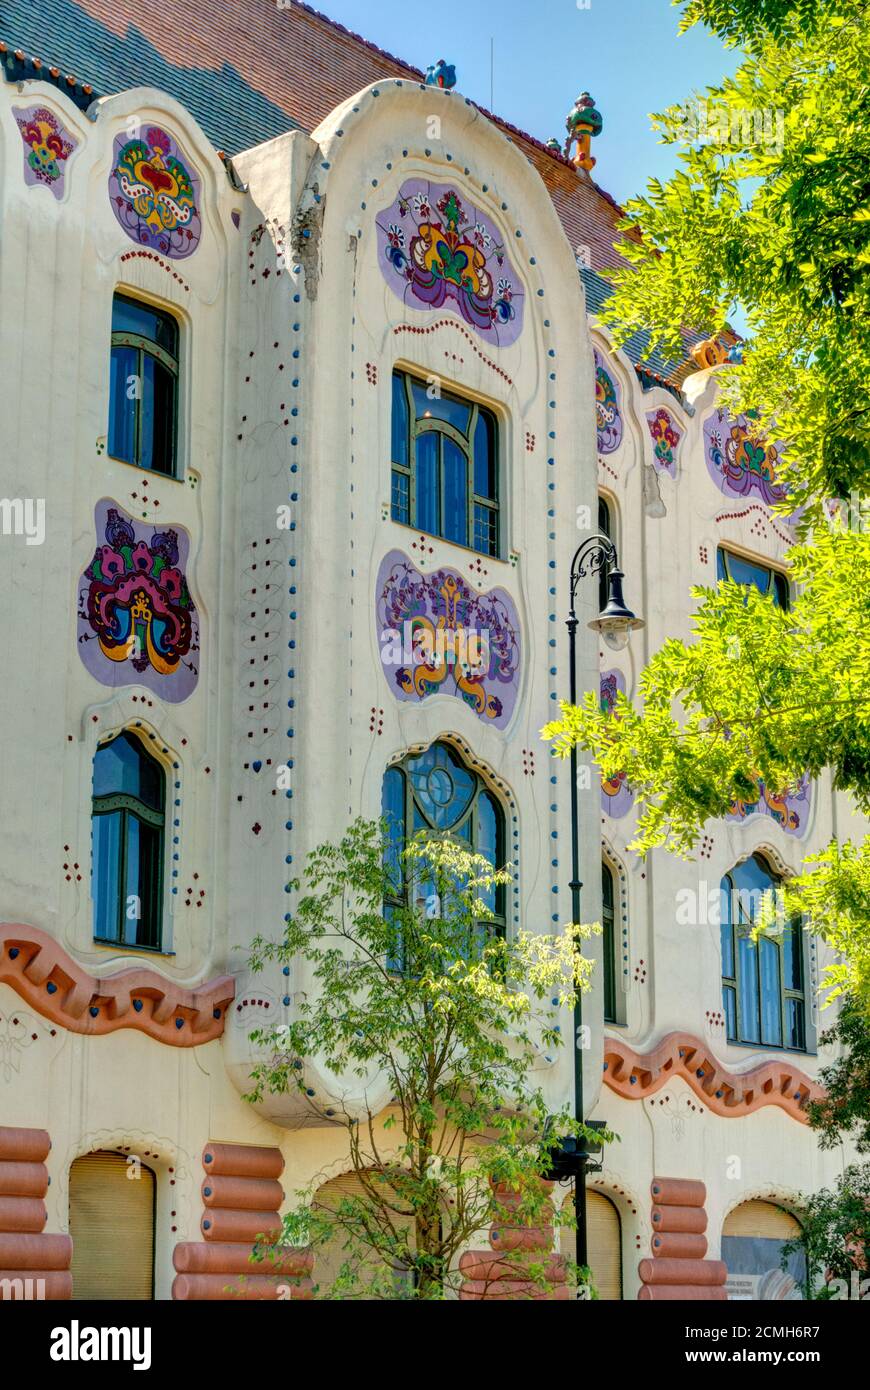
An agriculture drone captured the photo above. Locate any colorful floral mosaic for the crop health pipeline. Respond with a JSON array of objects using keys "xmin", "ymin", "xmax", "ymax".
[
  {"xmin": 376, "ymin": 180, "xmax": 524, "ymax": 347},
  {"xmin": 77, "ymin": 501, "xmax": 199, "ymax": 702},
  {"xmin": 594, "ymin": 349, "xmax": 623, "ymax": 454},
  {"xmin": 726, "ymin": 773, "xmax": 811, "ymax": 838},
  {"xmin": 645, "ymin": 406, "xmax": 682, "ymax": 478},
  {"xmin": 14, "ymin": 105, "xmax": 77, "ymax": 198},
  {"xmin": 703, "ymin": 409, "xmax": 788, "ymax": 508},
  {"xmin": 376, "ymin": 551, "xmax": 521, "ymax": 729},
  {"xmin": 600, "ymin": 670, "xmax": 634, "ymax": 818},
  {"xmin": 109, "ymin": 125, "xmax": 201, "ymax": 259}
]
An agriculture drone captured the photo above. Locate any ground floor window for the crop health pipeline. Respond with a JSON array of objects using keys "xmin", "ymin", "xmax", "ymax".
[
  {"xmin": 561, "ymin": 1189, "xmax": 623, "ymax": 1299},
  {"xmin": 722, "ymin": 1199, "xmax": 806, "ymax": 1300},
  {"xmin": 69, "ymin": 1150, "xmax": 155, "ymax": 1299}
]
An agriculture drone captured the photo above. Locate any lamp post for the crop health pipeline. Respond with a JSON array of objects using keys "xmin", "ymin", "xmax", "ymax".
[{"xmin": 565, "ymin": 534, "xmax": 643, "ymax": 1280}]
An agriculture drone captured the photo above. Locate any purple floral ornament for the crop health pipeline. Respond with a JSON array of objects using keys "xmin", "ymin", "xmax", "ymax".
[
  {"xmin": 77, "ymin": 500, "xmax": 199, "ymax": 701},
  {"xmin": 377, "ymin": 179, "xmax": 524, "ymax": 347},
  {"xmin": 375, "ymin": 551, "xmax": 521, "ymax": 729},
  {"xmin": 15, "ymin": 105, "xmax": 77, "ymax": 199}
]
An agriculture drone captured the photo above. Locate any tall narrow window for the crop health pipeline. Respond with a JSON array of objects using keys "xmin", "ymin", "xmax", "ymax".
[
  {"xmin": 602, "ymin": 860, "xmax": 617, "ymax": 1023},
  {"xmin": 717, "ymin": 548, "xmax": 789, "ymax": 610},
  {"xmin": 92, "ymin": 731, "xmax": 165, "ymax": 950},
  {"xmin": 598, "ymin": 496, "xmax": 613, "ymax": 615},
  {"xmin": 69, "ymin": 1152, "xmax": 155, "ymax": 1300},
  {"xmin": 381, "ymin": 742, "xmax": 506, "ymax": 970},
  {"xmin": 390, "ymin": 370, "xmax": 499, "ymax": 556},
  {"xmin": 720, "ymin": 854, "xmax": 806, "ymax": 1050},
  {"xmin": 109, "ymin": 293, "xmax": 179, "ymax": 477}
]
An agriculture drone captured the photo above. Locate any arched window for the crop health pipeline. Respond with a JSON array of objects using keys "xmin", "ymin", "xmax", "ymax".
[
  {"xmin": 92, "ymin": 731, "xmax": 165, "ymax": 950},
  {"xmin": 69, "ymin": 1151, "xmax": 156, "ymax": 1300},
  {"xmin": 382, "ymin": 743, "xmax": 506, "ymax": 968},
  {"xmin": 722, "ymin": 1199, "xmax": 806, "ymax": 1299},
  {"xmin": 720, "ymin": 855, "xmax": 805, "ymax": 1050},
  {"xmin": 390, "ymin": 370, "xmax": 500, "ymax": 556},
  {"xmin": 109, "ymin": 292, "xmax": 180, "ymax": 477},
  {"xmin": 602, "ymin": 860, "xmax": 617, "ymax": 1023}
]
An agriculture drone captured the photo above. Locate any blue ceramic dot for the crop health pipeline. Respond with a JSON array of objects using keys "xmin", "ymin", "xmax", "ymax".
[
  {"xmin": 133, "ymin": 999, "xmax": 143, "ymax": 1012},
  {"xmin": 47, "ymin": 982, "xmax": 57, "ymax": 994}
]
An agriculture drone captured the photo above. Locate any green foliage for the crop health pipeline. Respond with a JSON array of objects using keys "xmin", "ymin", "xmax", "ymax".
[
  {"xmin": 546, "ymin": 0, "xmax": 870, "ymax": 1010},
  {"xmin": 603, "ymin": 0, "xmax": 870, "ymax": 506},
  {"xmin": 245, "ymin": 819, "xmax": 609, "ymax": 1299},
  {"xmin": 781, "ymin": 1162, "xmax": 870, "ymax": 1296},
  {"xmin": 805, "ymin": 1000, "xmax": 870, "ymax": 1151}
]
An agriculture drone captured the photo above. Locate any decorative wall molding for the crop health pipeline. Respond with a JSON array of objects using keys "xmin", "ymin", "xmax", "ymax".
[
  {"xmin": 0, "ymin": 924, "xmax": 233, "ymax": 1046},
  {"xmin": 639, "ymin": 1178, "xmax": 726, "ymax": 1301},
  {"xmin": 172, "ymin": 1142, "xmax": 311, "ymax": 1300},
  {"xmin": 603, "ymin": 1031, "xmax": 823, "ymax": 1122}
]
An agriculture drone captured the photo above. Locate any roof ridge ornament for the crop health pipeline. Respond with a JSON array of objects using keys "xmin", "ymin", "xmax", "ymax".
[{"xmin": 564, "ymin": 91, "xmax": 603, "ymax": 172}]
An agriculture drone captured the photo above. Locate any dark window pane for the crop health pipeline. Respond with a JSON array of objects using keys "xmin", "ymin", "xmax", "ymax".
[
  {"xmin": 108, "ymin": 345, "xmax": 138, "ymax": 464},
  {"xmin": 477, "ymin": 791, "xmax": 499, "ymax": 915},
  {"xmin": 391, "ymin": 373, "xmax": 409, "ymax": 469},
  {"xmin": 786, "ymin": 997, "xmax": 805, "ymax": 1051},
  {"xmin": 473, "ymin": 412, "xmax": 496, "ymax": 499},
  {"xmin": 738, "ymin": 934, "xmax": 760, "ymax": 1042},
  {"xmin": 412, "ymin": 380, "xmax": 470, "ymax": 433},
  {"xmin": 602, "ymin": 862, "xmax": 616, "ymax": 1023},
  {"xmin": 784, "ymin": 921, "xmax": 803, "ymax": 992},
  {"xmin": 598, "ymin": 497, "xmax": 612, "ymax": 614},
  {"xmin": 94, "ymin": 732, "xmax": 163, "ymax": 809},
  {"xmin": 773, "ymin": 572, "xmax": 790, "ymax": 610},
  {"xmin": 723, "ymin": 985, "xmax": 737, "ymax": 1040},
  {"xmin": 415, "ymin": 433, "xmax": 439, "ymax": 535},
  {"xmin": 112, "ymin": 295, "xmax": 177, "ymax": 356},
  {"xmin": 93, "ymin": 812, "xmax": 122, "ymax": 941},
  {"xmin": 759, "ymin": 937, "xmax": 782, "ymax": 1046},
  {"xmin": 391, "ymin": 468, "xmax": 410, "ymax": 525},
  {"xmin": 141, "ymin": 354, "xmax": 176, "ymax": 477},
  {"xmin": 717, "ymin": 548, "xmax": 728, "ymax": 584},
  {"xmin": 382, "ymin": 767, "xmax": 405, "ymax": 895},
  {"xmin": 720, "ymin": 878, "xmax": 735, "ymax": 977},
  {"xmin": 124, "ymin": 817, "xmax": 161, "ymax": 949},
  {"xmin": 443, "ymin": 438, "xmax": 467, "ymax": 546},
  {"xmin": 473, "ymin": 503, "xmax": 498, "ymax": 558}
]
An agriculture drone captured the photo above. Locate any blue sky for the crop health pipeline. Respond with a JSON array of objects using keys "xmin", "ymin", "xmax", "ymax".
[{"xmin": 318, "ymin": 0, "xmax": 740, "ymax": 206}]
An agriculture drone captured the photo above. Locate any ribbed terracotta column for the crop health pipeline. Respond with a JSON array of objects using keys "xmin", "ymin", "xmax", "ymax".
[
  {"xmin": 459, "ymin": 1179, "xmax": 568, "ymax": 1300},
  {"xmin": 0, "ymin": 1126, "xmax": 72, "ymax": 1299}
]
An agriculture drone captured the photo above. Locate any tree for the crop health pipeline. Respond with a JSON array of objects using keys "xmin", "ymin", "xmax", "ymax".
[
  {"xmin": 780, "ymin": 1000, "xmax": 870, "ymax": 1296},
  {"xmin": 544, "ymin": 0, "xmax": 870, "ymax": 1007},
  {"xmin": 245, "ymin": 819, "xmax": 606, "ymax": 1299}
]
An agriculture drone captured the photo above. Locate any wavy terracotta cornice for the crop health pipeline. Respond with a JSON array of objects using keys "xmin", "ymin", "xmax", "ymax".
[
  {"xmin": 1, "ymin": 924, "xmax": 234, "ymax": 1046},
  {"xmin": 603, "ymin": 1031, "xmax": 823, "ymax": 1123}
]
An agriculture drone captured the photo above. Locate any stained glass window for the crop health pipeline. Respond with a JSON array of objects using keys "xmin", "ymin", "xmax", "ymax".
[
  {"xmin": 381, "ymin": 743, "xmax": 506, "ymax": 970},
  {"xmin": 109, "ymin": 294, "xmax": 179, "ymax": 477},
  {"xmin": 720, "ymin": 855, "xmax": 805, "ymax": 1051},
  {"xmin": 92, "ymin": 731, "xmax": 165, "ymax": 950},
  {"xmin": 390, "ymin": 370, "xmax": 499, "ymax": 556}
]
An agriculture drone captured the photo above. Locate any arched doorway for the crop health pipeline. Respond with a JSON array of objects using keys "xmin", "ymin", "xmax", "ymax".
[
  {"xmin": 561, "ymin": 1190, "xmax": 623, "ymax": 1299},
  {"xmin": 722, "ymin": 1199, "xmax": 805, "ymax": 1300},
  {"xmin": 69, "ymin": 1151, "xmax": 156, "ymax": 1299}
]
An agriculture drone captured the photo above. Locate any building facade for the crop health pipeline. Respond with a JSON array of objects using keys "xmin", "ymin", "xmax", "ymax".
[{"xmin": 0, "ymin": 0, "xmax": 860, "ymax": 1301}]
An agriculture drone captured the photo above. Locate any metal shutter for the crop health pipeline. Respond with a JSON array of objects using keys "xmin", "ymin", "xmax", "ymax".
[
  {"xmin": 561, "ymin": 1191, "xmax": 623, "ymax": 1299},
  {"xmin": 313, "ymin": 1172, "xmax": 416, "ymax": 1298},
  {"xmin": 723, "ymin": 1200, "xmax": 801, "ymax": 1239},
  {"xmin": 69, "ymin": 1151, "xmax": 155, "ymax": 1300}
]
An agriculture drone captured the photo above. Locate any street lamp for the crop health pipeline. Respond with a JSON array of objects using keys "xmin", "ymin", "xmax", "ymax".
[{"xmin": 563, "ymin": 534, "xmax": 643, "ymax": 1284}]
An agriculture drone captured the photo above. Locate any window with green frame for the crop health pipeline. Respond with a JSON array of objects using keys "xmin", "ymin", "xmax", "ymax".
[
  {"xmin": 390, "ymin": 370, "xmax": 500, "ymax": 556},
  {"xmin": 381, "ymin": 742, "xmax": 506, "ymax": 971},
  {"xmin": 717, "ymin": 547, "xmax": 789, "ymax": 610},
  {"xmin": 602, "ymin": 859, "xmax": 617, "ymax": 1023},
  {"xmin": 720, "ymin": 854, "xmax": 806, "ymax": 1051},
  {"xmin": 92, "ymin": 731, "xmax": 165, "ymax": 950},
  {"xmin": 109, "ymin": 293, "xmax": 180, "ymax": 477}
]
